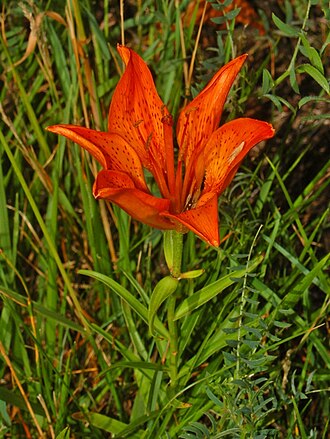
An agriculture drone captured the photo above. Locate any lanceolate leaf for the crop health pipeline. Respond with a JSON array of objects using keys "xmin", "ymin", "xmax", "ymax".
[
  {"xmin": 174, "ymin": 255, "xmax": 264, "ymax": 320},
  {"xmin": 149, "ymin": 275, "xmax": 179, "ymax": 336},
  {"xmin": 299, "ymin": 32, "xmax": 324, "ymax": 73},
  {"xmin": 72, "ymin": 412, "xmax": 141, "ymax": 437},
  {"xmin": 79, "ymin": 270, "xmax": 170, "ymax": 339},
  {"xmin": 272, "ymin": 13, "xmax": 299, "ymax": 37},
  {"xmin": 55, "ymin": 428, "xmax": 71, "ymax": 439},
  {"xmin": 297, "ymin": 63, "xmax": 330, "ymax": 94},
  {"xmin": 273, "ymin": 253, "xmax": 329, "ymax": 315},
  {"xmin": 0, "ymin": 387, "xmax": 44, "ymax": 416},
  {"xmin": 0, "ymin": 286, "xmax": 83, "ymax": 332}
]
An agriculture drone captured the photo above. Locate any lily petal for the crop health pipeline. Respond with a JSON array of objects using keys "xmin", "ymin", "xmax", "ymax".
[
  {"xmin": 108, "ymin": 45, "xmax": 170, "ymax": 173},
  {"xmin": 161, "ymin": 193, "xmax": 220, "ymax": 246},
  {"xmin": 94, "ymin": 170, "xmax": 174, "ymax": 230},
  {"xmin": 46, "ymin": 124, "xmax": 148, "ymax": 192},
  {"xmin": 176, "ymin": 54, "xmax": 247, "ymax": 165},
  {"xmin": 203, "ymin": 118, "xmax": 275, "ymax": 195},
  {"xmin": 46, "ymin": 124, "xmax": 109, "ymax": 169}
]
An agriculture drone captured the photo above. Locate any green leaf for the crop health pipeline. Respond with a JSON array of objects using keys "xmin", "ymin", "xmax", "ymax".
[
  {"xmin": 261, "ymin": 69, "xmax": 274, "ymax": 94},
  {"xmin": 0, "ymin": 387, "xmax": 44, "ymax": 417},
  {"xmin": 273, "ymin": 320, "xmax": 292, "ymax": 328},
  {"xmin": 212, "ymin": 7, "xmax": 241, "ymax": 24},
  {"xmin": 86, "ymin": 411, "xmax": 160, "ymax": 437},
  {"xmin": 226, "ymin": 339, "xmax": 239, "ymax": 347},
  {"xmin": 297, "ymin": 63, "xmax": 330, "ymax": 94},
  {"xmin": 149, "ymin": 275, "xmax": 178, "ymax": 336},
  {"xmin": 274, "ymin": 253, "xmax": 330, "ymax": 314},
  {"xmin": 222, "ymin": 327, "xmax": 239, "ymax": 334},
  {"xmin": 85, "ymin": 9, "xmax": 111, "ymax": 61},
  {"xmin": 187, "ymin": 422, "xmax": 210, "ymax": 437},
  {"xmin": 0, "ymin": 399, "xmax": 11, "ymax": 427},
  {"xmin": 223, "ymin": 351, "xmax": 237, "ymax": 363},
  {"xmin": 242, "ymin": 339, "xmax": 260, "ymax": 349},
  {"xmin": 72, "ymin": 412, "xmax": 140, "ymax": 437},
  {"xmin": 263, "ymin": 93, "xmax": 283, "ymax": 112},
  {"xmin": 79, "ymin": 270, "xmax": 170, "ymax": 339},
  {"xmin": 264, "ymin": 93, "xmax": 296, "ymax": 113},
  {"xmin": 47, "ymin": 24, "xmax": 71, "ymax": 99},
  {"xmin": 290, "ymin": 64, "xmax": 299, "ymax": 94},
  {"xmin": 242, "ymin": 357, "xmax": 270, "ymax": 368},
  {"xmin": 242, "ymin": 326, "xmax": 262, "ymax": 338},
  {"xmin": 211, "ymin": 0, "xmax": 233, "ymax": 9},
  {"xmin": 321, "ymin": 32, "xmax": 330, "ymax": 55},
  {"xmin": 298, "ymin": 96, "xmax": 329, "ymax": 108},
  {"xmin": 232, "ymin": 379, "xmax": 249, "ymax": 388},
  {"xmin": 0, "ymin": 286, "xmax": 84, "ymax": 332},
  {"xmin": 91, "ymin": 323, "xmax": 153, "ymax": 374},
  {"xmin": 180, "ymin": 269, "xmax": 205, "ymax": 279},
  {"xmin": 56, "ymin": 428, "xmax": 71, "ymax": 439},
  {"xmin": 0, "ymin": 161, "xmax": 12, "ymax": 263},
  {"xmin": 243, "ymin": 311, "xmax": 259, "ymax": 319},
  {"xmin": 174, "ymin": 255, "xmax": 263, "ymax": 320},
  {"xmin": 292, "ymin": 398, "xmax": 308, "ymax": 439},
  {"xmin": 272, "ymin": 13, "xmax": 299, "ymax": 37},
  {"xmin": 103, "ymin": 360, "xmax": 168, "ymax": 372},
  {"xmin": 299, "ymin": 32, "xmax": 324, "ymax": 73},
  {"xmin": 205, "ymin": 386, "xmax": 224, "ymax": 407}
]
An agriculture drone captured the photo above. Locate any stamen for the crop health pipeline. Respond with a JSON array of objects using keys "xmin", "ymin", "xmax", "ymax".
[
  {"xmin": 145, "ymin": 132, "xmax": 153, "ymax": 150},
  {"xmin": 133, "ymin": 119, "xmax": 143, "ymax": 127},
  {"xmin": 180, "ymin": 144, "xmax": 204, "ymax": 212},
  {"xmin": 184, "ymin": 193, "xmax": 192, "ymax": 210}
]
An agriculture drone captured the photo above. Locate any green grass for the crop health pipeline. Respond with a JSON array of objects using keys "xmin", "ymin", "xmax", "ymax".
[{"xmin": 0, "ymin": 0, "xmax": 329, "ymax": 437}]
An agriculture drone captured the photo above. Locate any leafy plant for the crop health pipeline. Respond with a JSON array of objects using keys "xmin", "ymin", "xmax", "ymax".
[{"xmin": 0, "ymin": 0, "xmax": 329, "ymax": 437}]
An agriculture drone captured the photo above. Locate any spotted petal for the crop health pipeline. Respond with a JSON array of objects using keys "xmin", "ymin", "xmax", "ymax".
[
  {"xmin": 46, "ymin": 124, "xmax": 109, "ymax": 169},
  {"xmin": 176, "ymin": 54, "xmax": 247, "ymax": 166},
  {"xmin": 203, "ymin": 118, "xmax": 275, "ymax": 195},
  {"xmin": 94, "ymin": 170, "xmax": 174, "ymax": 230},
  {"xmin": 108, "ymin": 45, "xmax": 170, "ymax": 174},
  {"xmin": 46, "ymin": 124, "xmax": 148, "ymax": 192},
  {"xmin": 161, "ymin": 193, "xmax": 220, "ymax": 246}
]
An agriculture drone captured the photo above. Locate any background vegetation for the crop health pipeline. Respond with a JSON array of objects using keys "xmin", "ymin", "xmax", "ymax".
[{"xmin": 0, "ymin": 0, "xmax": 329, "ymax": 437}]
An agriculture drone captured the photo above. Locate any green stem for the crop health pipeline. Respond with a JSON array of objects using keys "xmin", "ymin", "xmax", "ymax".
[
  {"xmin": 163, "ymin": 230, "xmax": 183, "ymax": 278},
  {"xmin": 167, "ymin": 293, "xmax": 178, "ymax": 393},
  {"xmin": 163, "ymin": 231, "xmax": 183, "ymax": 393},
  {"xmin": 172, "ymin": 231, "xmax": 183, "ymax": 279}
]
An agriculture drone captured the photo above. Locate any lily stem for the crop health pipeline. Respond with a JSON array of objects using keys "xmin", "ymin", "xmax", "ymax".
[
  {"xmin": 171, "ymin": 231, "xmax": 183, "ymax": 279},
  {"xmin": 165, "ymin": 231, "xmax": 183, "ymax": 394},
  {"xmin": 167, "ymin": 293, "xmax": 179, "ymax": 393}
]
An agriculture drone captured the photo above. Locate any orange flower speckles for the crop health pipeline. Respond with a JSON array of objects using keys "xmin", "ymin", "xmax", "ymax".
[{"xmin": 47, "ymin": 45, "xmax": 274, "ymax": 246}]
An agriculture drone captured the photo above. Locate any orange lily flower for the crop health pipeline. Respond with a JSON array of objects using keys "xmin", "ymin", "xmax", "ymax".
[{"xmin": 47, "ymin": 45, "xmax": 274, "ymax": 246}]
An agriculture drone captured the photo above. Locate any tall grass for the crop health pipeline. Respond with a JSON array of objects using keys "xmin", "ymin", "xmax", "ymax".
[{"xmin": 0, "ymin": 0, "xmax": 329, "ymax": 437}]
